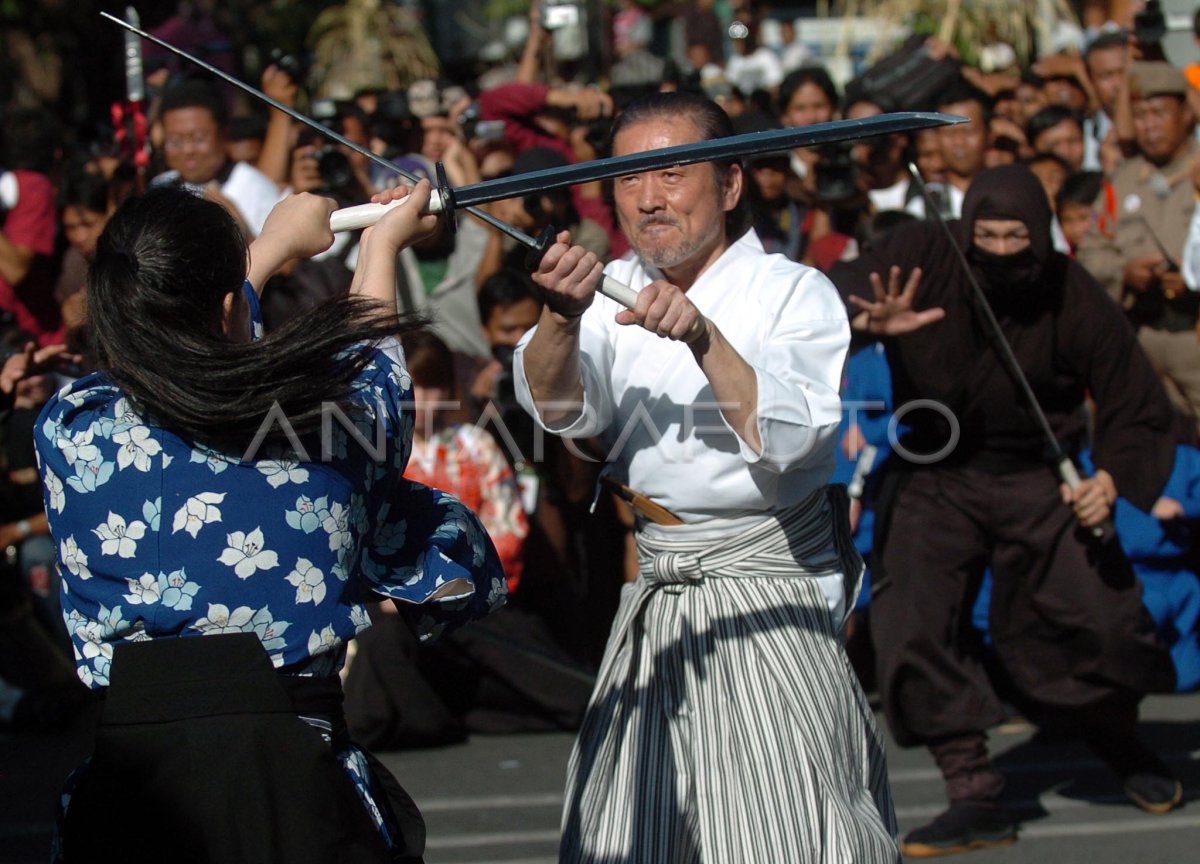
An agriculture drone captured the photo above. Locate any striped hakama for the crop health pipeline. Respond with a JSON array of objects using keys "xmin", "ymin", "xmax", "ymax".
[{"xmin": 560, "ymin": 489, "xmax": 899, "ymax": 863}]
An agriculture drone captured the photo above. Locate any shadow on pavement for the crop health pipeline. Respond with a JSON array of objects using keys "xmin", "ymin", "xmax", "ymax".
[{"xmin": 994, "ymin": 719, "xmax": 1200, "ymax": 823}]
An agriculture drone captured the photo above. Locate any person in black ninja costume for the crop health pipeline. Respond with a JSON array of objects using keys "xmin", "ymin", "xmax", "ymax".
[{"xmin": 840, "ymin": 163, "xmax": 1182, "ymax": 857}]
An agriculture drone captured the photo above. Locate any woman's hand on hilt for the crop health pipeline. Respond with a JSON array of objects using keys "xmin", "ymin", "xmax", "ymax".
[
  {"xmin": 364, "ymin": 180, "xmax": 440, "ymax": 256},
  {"xmin": 849, "ymin": 266, "xmax": 944, "ymax": 336},
  {"xmin": 247, "ymin": 193, "xmax": 338, "ymax": 290},
  {"xmin": 258, "ymin": 192, "xmax": 338, "ymax": 261}
]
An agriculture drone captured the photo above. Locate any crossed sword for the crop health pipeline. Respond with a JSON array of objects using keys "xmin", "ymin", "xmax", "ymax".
[{"xmin": 103, "ymin": 11, "xmax": 962, "ymax": 315}]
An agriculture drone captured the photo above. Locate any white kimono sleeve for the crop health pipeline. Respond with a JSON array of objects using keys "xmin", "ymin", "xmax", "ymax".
[
  {"xmin": 513, "ymin": 310, "xmax": 616, "ymax": 438},
  {"xmin": 725, "ymin": 270, "xmax": 847, "ymax": 473}
]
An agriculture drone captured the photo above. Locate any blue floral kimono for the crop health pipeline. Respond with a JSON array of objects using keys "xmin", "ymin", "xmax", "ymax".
[{"xmin": 35, "ymin": 286, "xmax": 506, "ymax": 856}]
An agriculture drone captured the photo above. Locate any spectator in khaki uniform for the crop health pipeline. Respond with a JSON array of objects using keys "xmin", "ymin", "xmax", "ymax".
[{"xmin": 1078, "ymin": 62, "xmax": 1200, "ymax": 425}]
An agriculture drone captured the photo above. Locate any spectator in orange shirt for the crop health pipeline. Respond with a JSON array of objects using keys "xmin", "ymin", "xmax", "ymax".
[{"xmin": 402, "ymin": 330, "xmax": 528, "ymax": 591}]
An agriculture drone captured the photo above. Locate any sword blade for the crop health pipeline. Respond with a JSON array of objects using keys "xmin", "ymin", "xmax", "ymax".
[
  {"xmin": 100, "ymin": 11, "xmax": 959, "ymax": 255},
  {"xmin": 101, "ymin": 11, "xmax": 422, "ymax": 184},
  {"xmin": 451, "ymin": 113, "xmax": 965, "ymax": 208},
  {"xmin": 99, "ymin": 11, "xmax": 541, "ymax": 250},
  {"xmin": 123, "ymin": 7, "xmax": 144, "ymax": 103}
]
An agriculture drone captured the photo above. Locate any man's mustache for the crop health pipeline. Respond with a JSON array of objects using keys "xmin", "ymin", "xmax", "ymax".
[{"xmin": 637, "ymin": 216, "xmax": 679, "ymax": 230}]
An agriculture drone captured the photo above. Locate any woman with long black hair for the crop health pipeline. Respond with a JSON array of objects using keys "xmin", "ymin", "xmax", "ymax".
[{"xmin": 35, "ymin": 181, "xmax": 506, "ymax": 863}]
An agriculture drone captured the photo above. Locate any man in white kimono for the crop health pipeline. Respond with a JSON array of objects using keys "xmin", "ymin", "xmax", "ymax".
[{"xmin": 513, "ymin": 91, "xmax": 899, "ymax": 864}]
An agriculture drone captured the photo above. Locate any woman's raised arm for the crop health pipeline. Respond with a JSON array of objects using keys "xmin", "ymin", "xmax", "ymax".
[
  {"xmin": 244, "ymin": 192, "xmax": 337, "ymax": 293},
  {"xmin": 349, "ymin": 181, "xmax": 440, "ymax": 314}
]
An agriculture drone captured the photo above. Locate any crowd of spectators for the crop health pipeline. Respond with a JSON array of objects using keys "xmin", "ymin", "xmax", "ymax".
[{"xmin": 1, "ymin": 0, "xmax": 1199, "ymax": 776}]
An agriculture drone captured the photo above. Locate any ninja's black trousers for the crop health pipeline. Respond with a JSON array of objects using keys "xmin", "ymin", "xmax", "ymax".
[{"xmin": 872, "ymin": 462, "xmax": 1174, "ymax": 761}]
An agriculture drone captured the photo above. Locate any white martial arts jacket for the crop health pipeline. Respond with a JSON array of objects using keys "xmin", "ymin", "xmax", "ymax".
[{"xmin": 513, "ymin": 229, "xmax": 848, "ymax": 524}]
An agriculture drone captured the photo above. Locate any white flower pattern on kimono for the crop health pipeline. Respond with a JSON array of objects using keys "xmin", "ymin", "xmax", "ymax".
[
  {"xmin": 109, "ymin": 397, "xmax": 142, "ymax": 434},
  {"xmin": 73, "ymin": 604, "xmax": 128, "ymax": 685},
  {"xmin": 433, "ymin": 501, "xmax": 484, "ymax": 566},
  {"xmin": 307, "ymin": 624, "xmax": 340, "ymax": 655},
  {"xmin": 348, "ymin": 494, "xmax": 368, "ymax": 534},
  {"xmin": 57, "ymin": 428, "xmax": 99, "ymax": 464},
  {"xmin": 172, "ymin": 492, "xmax": 225, "ymax": 538},
  {"xmin": 486, "ymin": 576, "xmax": 505, "ymax": 608},
  {"xmin": 192, "ymin": 603, "xmax": 254, "ymax": 634},
  {"xmin": 113, "ymin": 425, "xmax": 162, "ymax": 472},
  {"xmin": 249, "ymin": 607, "xmax": 291, "ymax": 653},
  {"xmin": 326, "ymin": 426, "xmax": 349, "ymax": 461},
  {"xmin": 285, "ymin": 558, "xmax": 327, "ymax": 605},
  {"xmin": 45, "ymin": 469, "xmax": 65, "ymax": 514},
  {"xmin": 331, "ymin": 544, "xmax": 355, "ymax": 583},
  {"xmin": 217, "ymin": 528, "xmax": 279, "ymax": 579},
  {"xmin": 190, "ymin": 449, "xmax": 230, "ymax": 474},
  {"xmin": 371, "ymin": 518, "xmax": 407, "ymax": 556},
  {"xmin": 349, "ymin": 605, "xmax": 371, "ymax": 632},
  {"xmin": 258, "ymin": 459, "xmax": 310, "ymax": 488},
  {"xmin": 93, "ymin": 512, "xmax": 146, "ymax": 558},
  {"xmin": 61, "ymin": 535, "xmax": 91, "ymax": 580},
  {"xmin": 389, "ymin": 366, "xmax": 412, "ymax": 394},
  {"xmin": 123, "ymin": 573, "xmax": 162, "ymax": 605},
  {"xmin": 322, "ymin": 501, "xmax": 353, "ymax": 552},
  {"xmin": 39, "ymin": 342, "xmax": 504, "ymax": 705}
]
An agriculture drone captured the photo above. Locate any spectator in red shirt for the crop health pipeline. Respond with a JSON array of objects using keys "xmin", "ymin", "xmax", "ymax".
[
  {"xmin": 0, "ymin": 109, "xmax": 63, "ymax": 347},
  {"xmin": 478, "ymin": 82, "xmax": 626, "ymax": 258}
]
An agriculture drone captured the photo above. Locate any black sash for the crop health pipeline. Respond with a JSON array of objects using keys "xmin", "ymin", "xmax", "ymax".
[{"xmin": 62, "ymin": 633, "xmax": 424, "ymax": 864}]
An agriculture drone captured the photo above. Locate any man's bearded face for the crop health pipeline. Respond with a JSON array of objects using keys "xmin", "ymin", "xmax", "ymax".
[{"xmin": 612, "ymin": 116, "xmax": 739, "ymax": 274}]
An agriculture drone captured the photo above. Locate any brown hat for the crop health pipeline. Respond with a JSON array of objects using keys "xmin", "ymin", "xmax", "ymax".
[{"xmin": 1129, "ymin": 61, "xmax": 1188, "ymax": 100}]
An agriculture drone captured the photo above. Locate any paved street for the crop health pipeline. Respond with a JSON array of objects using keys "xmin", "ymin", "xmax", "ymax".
[{"xmin": 6, "ymin": 693, "xmax": 1196, "ymax": 863}]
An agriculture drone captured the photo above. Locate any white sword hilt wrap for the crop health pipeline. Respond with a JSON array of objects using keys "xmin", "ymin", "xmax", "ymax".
[
  {"xmin": 600, "ymin": 277, "xmax": 706, "ymax": 343},
  {"xmin": 330, "ymin": 201, "xmax": 705, "ymax": 343},
  {"xmin": 328, "ymin": 189, "xmax": 449, "ymax": 233},
  {"xmin": 600, "ymin": 276, "xmax": 638, "ymax": 309}
]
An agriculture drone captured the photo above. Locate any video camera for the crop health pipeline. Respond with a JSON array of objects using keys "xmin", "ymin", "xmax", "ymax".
[
  {"xmin": 814, "ymin": 142, "xmax": 858, "ymax": 204},
  {"xmin": 1133, "ymin": 0, "xmax": 1168, "ymax": 47},
  {"xmin": 456, "ymin": 102, "xmax": 506, "ymax": 143}
]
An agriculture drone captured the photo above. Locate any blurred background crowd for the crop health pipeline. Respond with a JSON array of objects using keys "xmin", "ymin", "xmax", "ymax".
[{"xmin": 2, "ymin": 0, "xmax": 1200, "ymax": 753}]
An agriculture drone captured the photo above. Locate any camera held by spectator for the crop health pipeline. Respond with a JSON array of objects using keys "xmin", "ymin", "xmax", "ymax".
[
  {"xmin": 815, "ymin": 142, "xmax": 859, "ymax": 204},
  {"xmin": 294, "ymin": 128, "xmax": 356, "ymax": 199},
  {"xmin": 267, "ymin": 47, "xmax": 312, "ymax": 86},
  {"xmin": 457, "ymin": 102, "xmax": 506, "ymax": 144}
]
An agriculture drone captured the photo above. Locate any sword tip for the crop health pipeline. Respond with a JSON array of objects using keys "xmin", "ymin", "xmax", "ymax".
[{"xmin": 931, "ymin": 112, "xmax": 970, "ymax": 126}]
